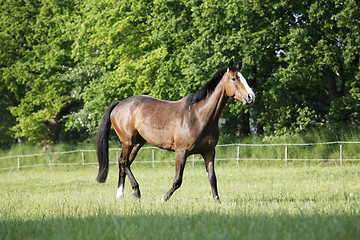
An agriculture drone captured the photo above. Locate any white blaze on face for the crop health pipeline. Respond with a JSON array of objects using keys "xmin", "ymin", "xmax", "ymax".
[{"xmin": 237, "ymin": 72, "xmax": 255, "ymax": 103}]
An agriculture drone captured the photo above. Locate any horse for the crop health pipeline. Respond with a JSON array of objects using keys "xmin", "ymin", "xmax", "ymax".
[{"xmin": 96, "ymin": 59, "xmax": 255, "ymax": 202}]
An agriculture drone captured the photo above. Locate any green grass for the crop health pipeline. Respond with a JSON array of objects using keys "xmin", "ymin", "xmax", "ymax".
[{"xmin": 1, "ymin": 164, "xmax": 359, "ymax": 239}]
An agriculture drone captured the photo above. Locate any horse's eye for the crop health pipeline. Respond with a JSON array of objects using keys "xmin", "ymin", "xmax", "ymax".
[{"xmin": 232, "ymin": 77, "xmax": 236, "ymax": 81}]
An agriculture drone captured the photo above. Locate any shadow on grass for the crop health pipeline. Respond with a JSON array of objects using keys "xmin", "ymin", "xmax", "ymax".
[{"xmin": 2, "ymin": 212, "xmax": 359, "ymax": 240}]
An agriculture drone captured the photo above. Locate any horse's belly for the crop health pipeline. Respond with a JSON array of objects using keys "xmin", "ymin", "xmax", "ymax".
[{"xmin": 138, "ymin": 128, "xmax": 175, "ymax": 150}]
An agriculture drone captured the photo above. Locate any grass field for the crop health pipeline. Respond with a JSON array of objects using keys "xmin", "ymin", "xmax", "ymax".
[{"xmin": 1, "ymin": 163, "xmax": 359, "ymax": 240}]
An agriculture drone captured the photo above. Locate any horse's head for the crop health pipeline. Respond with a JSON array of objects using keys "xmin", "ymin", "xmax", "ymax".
[{"xmin": 224, "ymin": 59, "xmax": 255, "ymax": 105}]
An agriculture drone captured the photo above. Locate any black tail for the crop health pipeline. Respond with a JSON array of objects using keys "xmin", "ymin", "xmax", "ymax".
[{"xmin": 96, "ymin": 101, "xmax": 119, "ymax": 183}]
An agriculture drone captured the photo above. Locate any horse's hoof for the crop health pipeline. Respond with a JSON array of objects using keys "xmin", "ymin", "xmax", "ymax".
[
  {"xmin": 214, "ymin": 196, "xmax": 221, "ymax": 204},
  {"xmin": 132, "ymin": 190, "xmax": 141, "ymax": 199},
  {"xmin": 161, "ymin": 194, "xmax": 168, "ymax": 202}
]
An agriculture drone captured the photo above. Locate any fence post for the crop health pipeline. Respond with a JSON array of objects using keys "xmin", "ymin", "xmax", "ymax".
[
  {"xmin": 48, "ymin": 153, "xmax": 52, "ymax": 166},
  {"xmin": 340, "ymin": 144, "xmax": 343, "ymax": 166},
  {"xmin": 17, "ymin": 157, "xmax": 20, "ymax": 171},
  {"xmin": 192, "ymin": 154, "xmax": 195, "ymax": 167},
  {"xmin": 82, "ymin": 152, "xmax": 85, "ymax": 165},
  {"xmin": 116, "ymin": 151, "xmax": 119, "ymax": 162},
  {"xmin": 152, "ymin": 149, "xmax": 155, "ymax": 167},
  {"xmin": 285, "ymin": 145, "xmax": 288, "ymax": 166},
  {"xmin": 237, "ymin": 146, "xmax": 240, "ymax": 166}
]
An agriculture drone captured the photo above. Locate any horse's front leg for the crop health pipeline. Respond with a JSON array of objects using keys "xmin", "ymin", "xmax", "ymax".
[
  {"xmin": 202, "ymin": 149, "xmax": 220, "ymax": 203},
  {"xmin": 161, "ymin": 150, "xmax": 187, "ymax": 201}
]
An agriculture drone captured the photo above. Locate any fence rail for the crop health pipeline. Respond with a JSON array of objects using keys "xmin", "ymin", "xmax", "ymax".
[{"xmin": 1, "ymin": 141, "xmax": 359, "ymax": 171}]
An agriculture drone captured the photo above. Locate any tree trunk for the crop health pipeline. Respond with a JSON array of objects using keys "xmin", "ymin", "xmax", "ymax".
[
  {"xmin": 238, "ymin": 108, "xmax": 250, "ymax": 136},
  {"xmin": 324, "ymin": 67, "xmax": 340, "ymax": 101}
]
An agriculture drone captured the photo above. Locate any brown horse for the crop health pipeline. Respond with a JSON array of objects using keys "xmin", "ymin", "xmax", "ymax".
[{"xmin": 96, "ymin": 59, "xmax": 255, "ymax": 202}]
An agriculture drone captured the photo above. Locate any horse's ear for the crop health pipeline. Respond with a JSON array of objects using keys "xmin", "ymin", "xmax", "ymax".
[
  {"xmin": 228, "ymin": 59, "xmax": 234, "ymax": 69},
  {"xmin": 237, "ymin": 59, "xmax": 242, "ymax": 70}
]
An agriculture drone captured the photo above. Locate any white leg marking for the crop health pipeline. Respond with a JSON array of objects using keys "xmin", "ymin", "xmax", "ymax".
[
  {"xmin": 116, "ymin": 185, "xmax": 124, "ymax": 199},
  {"xmin": 161, "ymin": 194, "xmax": 166, "ymax": 202}
]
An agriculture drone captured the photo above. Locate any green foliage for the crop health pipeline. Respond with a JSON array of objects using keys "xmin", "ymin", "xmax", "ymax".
[
  {"xmin": 1, "ymin": 0, "xmax": 80, "ymax": 143},
  {"xmin": 1, "ymin": 0, "xmax": 359, "ymax": 145},
  {"xmin": 263, "ymin": 0, "xmax": 360, "ymax": 135}
]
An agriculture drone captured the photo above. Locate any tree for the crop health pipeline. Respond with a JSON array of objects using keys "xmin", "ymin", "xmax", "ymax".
[
  {"xmin": 66, "ymin": 0, "xmax": 165, "ymax": 133},
  {"xmin": 1, "ymin": 0, "xmax": 82, "ymax": 143},
  {"xmin": 262, "ymin": 0, "xmax": 360, "ymax": 134},
  {"xmin": 1, "ymin": 0, "xmax": 359, "ymax": 145}
]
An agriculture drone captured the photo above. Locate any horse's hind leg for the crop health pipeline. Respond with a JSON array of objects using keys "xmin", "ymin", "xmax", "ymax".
[
  {"xmin": 117, "ymin": 151, "xmax": 126, "ymax": 199},
  {"xmin": 117, "ymin": 142, "xmax": 144, "ymax": 199}
]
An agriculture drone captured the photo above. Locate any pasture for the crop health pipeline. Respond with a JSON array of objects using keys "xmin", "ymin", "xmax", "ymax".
[{"xmin": 1, "ymin": 163, "xmax": 359, "ymax": 240}]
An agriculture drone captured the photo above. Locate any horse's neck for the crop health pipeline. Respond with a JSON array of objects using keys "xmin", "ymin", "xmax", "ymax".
[{"xmin": 194, "ymin": 79, "xmax": 228, "ymax": 127}]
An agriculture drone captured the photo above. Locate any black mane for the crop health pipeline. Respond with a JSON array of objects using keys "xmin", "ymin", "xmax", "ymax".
[{"xmin": 186, "ymin": 68, "xmax": 227, "ymax": 104}]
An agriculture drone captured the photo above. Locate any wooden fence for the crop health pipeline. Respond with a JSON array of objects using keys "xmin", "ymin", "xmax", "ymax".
[{"xmin": 1, "ymin": 142, "xmax": 359, "ymax": 171}]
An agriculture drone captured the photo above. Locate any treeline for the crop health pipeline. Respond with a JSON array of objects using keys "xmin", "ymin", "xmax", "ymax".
[{"xmin": 1, "ymin": 0, "xmax": 359, "ymax": 146}]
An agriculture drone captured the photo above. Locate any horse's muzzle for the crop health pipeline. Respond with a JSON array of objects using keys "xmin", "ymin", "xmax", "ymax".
[{"xmin": 243, "ymin": 92, "xmax": 255, "ymax": 105}]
